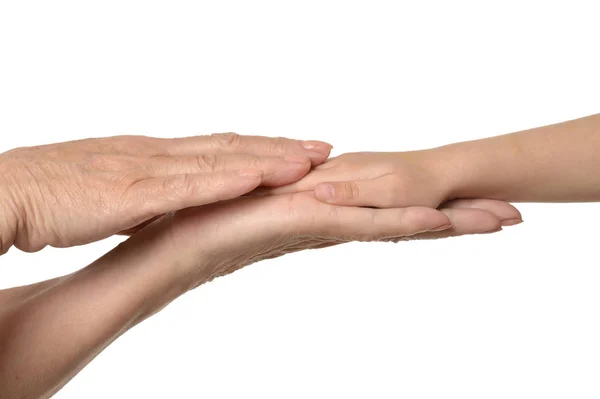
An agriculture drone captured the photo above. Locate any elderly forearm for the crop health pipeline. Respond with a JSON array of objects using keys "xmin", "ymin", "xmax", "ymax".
[
  {"xmin": 429, "ymin": 113, "xmax": 600, "ymax": 202},
  {"xmin": 0, "ymin": 225, "xmax": 191, "ymax": 399}
]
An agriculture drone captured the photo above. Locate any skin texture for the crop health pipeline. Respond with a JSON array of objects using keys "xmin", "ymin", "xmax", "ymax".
[
  {"xmin": 0, "ymin": 194, "xmax": 520, "ymax": 398},
  {"xmin": 265, "ymin": 113, "xmax": 600, "ymax": 208},
  {"xmin": 0, "ymin": 131, "xmax": 526, "ymax": 398},
  {"xmin": 0, "ymin": 133, "xmax": 333, "ymax": 254}
]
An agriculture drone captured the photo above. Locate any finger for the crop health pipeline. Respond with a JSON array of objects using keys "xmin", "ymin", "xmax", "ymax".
[
  {"xmin": 313, "ymin": 176, "xmax": 398, "ymax": 207},
  {"xmin": 402, "ymin": 208, "xmax": 503, "ymax": 241},
  {"xmin": 161, "ymin": 133, "xmax": 333, "ymax": 166},
  {"xmin": 440, "ymin": 207, "xmax": 502, "ymax": 235},
  {"xmin": 295, "ymin": 202, "xmax": 451, "ymax": 241},
  {"xmin": 128, "ymin": 169, "xmax": 264, "ymax": 221},
  {"xmin": 146, "ymin": 154, "xmax": 312, "ymax": 187},
  {"xmin": 442, "ymin": 198, "xmax": 523, "ymax": 225},
  {"xmin": 404, "ymin": 199, "xmax": 523, "ymax": 241},
  {"xmin": 251, "ymin": 168, "xmax": 348, "ymax": 196}
]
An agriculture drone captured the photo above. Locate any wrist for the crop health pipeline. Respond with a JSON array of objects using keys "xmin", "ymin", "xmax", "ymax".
[
  {"xmin": 428, "ymin": 143, "xmax": 469, "ymax": 201},
  {"xmin": 423, "ymin": 136, "xmax": 524, "ymax": 202},
  {"xmin": 411, "ymin": 146, "xmax": 465, "ymax": 203}
]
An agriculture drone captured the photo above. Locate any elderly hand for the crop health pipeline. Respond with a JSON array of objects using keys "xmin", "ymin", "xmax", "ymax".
[
  {"xmin": 0, "ymin": 133, "xmax": 332, "ymax": 254},
  {"xmin": 126, "ymin": 194, "xmax": 521, "ymax": 291},
  {"xmin": 0, "ymin": 183, "xmax": 519, "ymax": 397}
]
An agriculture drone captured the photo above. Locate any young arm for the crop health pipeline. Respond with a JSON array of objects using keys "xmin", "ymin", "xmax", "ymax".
[
  {"xmin": 437, "ymin": 113, "xmax": 600, "ymax": 202},
  {"xmin": 264, "ymin": 113, "xmax": 600, "ymax": 208}
]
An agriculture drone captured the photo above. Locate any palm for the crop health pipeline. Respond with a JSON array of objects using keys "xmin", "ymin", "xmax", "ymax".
[{"xmin": 143, "ymin": 194, "xmax": 520, "ymax": 284}]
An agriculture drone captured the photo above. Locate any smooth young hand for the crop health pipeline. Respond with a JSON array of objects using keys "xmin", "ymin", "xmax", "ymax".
[
  {"xmin": 260, "ymin": 151, "xmax": 453, "ymax": 207},
  {"xmin": 266, "ymin": 113, "xmax": 600, "ymax": 208}
]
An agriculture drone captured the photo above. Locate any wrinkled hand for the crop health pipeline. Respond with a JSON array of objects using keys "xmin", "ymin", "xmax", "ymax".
[
  {"xmin": 0, "ymin": 133, "xmax": 332, "ymax": 253},
  {"xmin": 124, "ymin": 192, "xmax": 521, "ymax": 291}
]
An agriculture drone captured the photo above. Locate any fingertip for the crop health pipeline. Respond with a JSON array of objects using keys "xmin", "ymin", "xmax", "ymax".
[
  {"xmin": 301, "ymin": 141, "xmax": 333, "ymax": 165},
  {"xmin": 441, "ymin": 208, "xmax": 502, "ymax": 234},
  {"xmin": 494, "ymin": 201, "xmax": 523, "ymax": 223},
  {"xmin": 301, "ymin": 140, "xmax": 333, "ymax": 153},
  {"xmin": 443, "ymin": 199, "xmax": 523, "ymax": 227},
  {"xmin": 505, "ymin": 203, "xmax": 523, "ymax": 222}
]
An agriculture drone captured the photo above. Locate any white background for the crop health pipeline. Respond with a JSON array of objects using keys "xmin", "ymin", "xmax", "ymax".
[{"xmin": 1, "ymin": 1, "xmax": 600, "ymax": 398}]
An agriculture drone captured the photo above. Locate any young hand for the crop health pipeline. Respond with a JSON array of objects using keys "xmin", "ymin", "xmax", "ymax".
[{"xmin": 259, "ymin": 151, "xmax": 452, "ymax": 208}]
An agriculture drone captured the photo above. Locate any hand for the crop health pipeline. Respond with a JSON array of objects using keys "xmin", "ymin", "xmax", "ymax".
[
  {"xmin": 125, "ymin": 193, "xmax": 521, "ymax": 291},
  {"xmin": 0, "ymin": 133, "xmax": 332, "ymax": 253},
  {"xmin": 258, "ymin": 151, "xmax": 523, "ymax": 227},
  {"xmin": 0, "ymin": 190, "xmax": 519, "ymax": 398},
  {"xmin": 260, "ymin": 151, "xmax": 453, "ymax": 209}
]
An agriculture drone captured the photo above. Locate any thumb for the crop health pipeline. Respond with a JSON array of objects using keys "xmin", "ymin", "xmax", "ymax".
[{"xmin": 314, "ymin": 176, "xmax": 395, "ymax": 208}]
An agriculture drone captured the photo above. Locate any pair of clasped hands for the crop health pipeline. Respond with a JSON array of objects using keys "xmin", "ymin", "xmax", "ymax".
[{"xmin": 0, "ymin": 133, "xmax": 520, "ymax": 282}]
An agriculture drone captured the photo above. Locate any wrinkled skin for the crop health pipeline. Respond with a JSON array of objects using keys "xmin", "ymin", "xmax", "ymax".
[
  {"xmin": 0, "ymin": 133, "xmax": 332, "ymax": 253},
  {"xmin": 0, "ymin": 139, "xmax": 521, "ymax": 398},
  {"xmin": 0, "ymin": 191, "xmax": 519, "ymax": 398},
  {"xmin": 131, "ymin": 193, "xmax": 521, "ymax": 290}
]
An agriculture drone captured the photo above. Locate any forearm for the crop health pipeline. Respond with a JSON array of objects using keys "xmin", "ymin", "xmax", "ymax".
[
  {"xmin": 431, "ymin": 113, "xmax": 600, "ymax": 202},
  {"xmin": 0, "ymin": 226, "xmax": 191, "ymax": 399}
]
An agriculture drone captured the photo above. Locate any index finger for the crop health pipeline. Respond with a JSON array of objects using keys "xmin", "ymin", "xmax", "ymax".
[
  {"xmin": 288, "ymin": 194, "xmax": 451, "ymax": 240},
  {"xmin": 161, "ymin": 133, "xmax": 333, "ymax": 166}
]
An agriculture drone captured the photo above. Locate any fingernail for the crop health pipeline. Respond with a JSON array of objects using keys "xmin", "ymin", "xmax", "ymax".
[
  {"xmin": 315, "ymin": 184, "xmax": 335, "ymax": 201},
  {"xmin": 302, "ymin": 140, "xmax": 333, "ymax": 154},
  {"xmin": 238, "ymin": 168, "xmax": 263, "ymax": 178},
  {"xmin": 284, "ymin": 155, "xmax": 310, "ymax": 164},
  {"xmin": 429, "ymin": 224, "xmax": 451, "ymax": 232},
  {"xmin": 501, "ymin": 218, "xmax": 523, "ymax": 227}
]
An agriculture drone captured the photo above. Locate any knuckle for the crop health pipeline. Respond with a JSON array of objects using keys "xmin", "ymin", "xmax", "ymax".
[
  {"xmin": 269, "ymin": 137, "xmax": 289, "ymax": 153},
  {"xmin": 211, "ymin": 132, "xmax": 240, "ymax": 148},
  {"xmin": 167, "ymin": 174, "xmax": 196, "ymax": 200},
  {"xmin": 244, "ymin": 154, "xmax": 263, "ymax": 169},
  {"xmin": 195, "ymin": 154, "xmax": 220, "ymax": 171},
  {"xmin": 103, "ymin": 135, "xmax": 161, "ymax": 155},
  {"xmin": 341, "ymin": 181, "xmax": 360, "ymax": 200}
]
